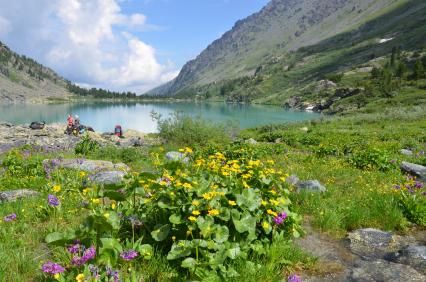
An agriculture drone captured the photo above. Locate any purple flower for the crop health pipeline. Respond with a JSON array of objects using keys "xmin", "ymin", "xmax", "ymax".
[
  {"xmin": 106, "ymin": 267, "xmax": 120, "ymax": 282},
  {"xmin": 3, "ymin": 213, "xmax": 17, "ymax": 222},
  {"xmin": 89, "ymin": 264, "xmax": 100, "ymax": 278},
  {"xmin": 394, "ymin": 185, "xmax": 401, "ymax": 190},
  {"xmin": 288, "ymin": 274, "xmax": 302, "ymax": 282},
  {"xmin": 414, "ymin": 182, "xmax": 424, "ymax": 189},
  {"xmin": 120, "ymin": 250, "xmax": 138, "ymax": 261},
  {"xmin": 67, "ymin": 243, "xmax": 80, "ymax": 254},
  {"xmin": 389, "ymin": 159, "xmax": 396, "ymax": 164},
  {"xmin": 71, "ymin": 245, "xmax": 96, "ymax": 266},
  {"xmin": 274, "ymin": 216, "xmax": 284, "ymax": 225},
  {"xmin": 273, "ymin": 212, "xmax": 288, "ymax": 225},
  {"xmin": 41, "ymin": 261, "xmax": 65, "ymax": 274},
  {"xmin": 48, "ymin": 194, "xmax": 60, "ymax": 206}
]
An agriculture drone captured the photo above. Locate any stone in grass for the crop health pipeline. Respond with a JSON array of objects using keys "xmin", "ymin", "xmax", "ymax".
[
  {"xmin": 0, "ymin": 189, "xmax": 40, "ymax": 202},
  {"xmin": 89, "ymin": 171, "xmax": 126, "ymax": 185},
  {"xmin": 43, "ymin": 159, "xmax": 130, "ymax": 173},
  {"xmin": 245, "ymin": 138, "xmax": 257, "ymax": 145},
  {"xmin": 400, "ymin": 149, "xmax": 413, "ymax": 156},
  {"xmin": 165, "ymin": 151, "xmax": 189, "ymax": 163},
  {"xmin": 400, "ymin": 162, "xmax": 426, "ymax": 182},
  {"xmin": 348, "ymin": 228, "xmax": 398, "ymax": 259},
  {"xmin": 389, "ymin": 245, "xmax": 426, "ymax": 275},
  {"xmin": 286, "ymin": 175, "xmax": 300, "ymax": 186},
  {"xmin": 350, "ymin": 259, "xmax": 425, "ymax": 282},
  {"xmin": 296, "ymin": 180, "xmax": 326, "ymax": 193}
]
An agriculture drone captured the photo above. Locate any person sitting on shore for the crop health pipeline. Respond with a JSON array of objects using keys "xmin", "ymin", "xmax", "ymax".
[{"xmin": 67, "ymin": 114, "xmax": 74, "ymax": 127}]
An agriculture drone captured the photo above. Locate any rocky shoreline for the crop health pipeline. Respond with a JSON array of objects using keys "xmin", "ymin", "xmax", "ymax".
[{"xmin": 0, "ymin": 122, "xmax": 159, "ymax": 155}]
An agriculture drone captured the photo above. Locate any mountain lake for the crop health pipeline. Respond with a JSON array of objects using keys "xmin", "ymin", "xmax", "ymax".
[{"xmin": 0, "ymin": 102, "xmax": 321, "ymax": 133}]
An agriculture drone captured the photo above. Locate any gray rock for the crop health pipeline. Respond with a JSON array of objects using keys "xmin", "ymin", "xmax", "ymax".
[
  {"xmin": 0, "ymin": 189, "xmax": 40, "ymax": 202},
  {"xmin": 286, "ymin": 175, "xmax": 300, "ymax": 186},
  {"xmin": 350, "ymin": 259, "xmax": 425, "ymax": 282},
  {"xmin": 296, "ymin": 180, "xmax": 326, "ymax": 193},
  {"xmin": 400, "ymin": 149, "xmax": 413, "ymax": 156},
  {"xmin": 43, "ymin": 159, "xmax": 129, "ymax": 173},
  {"xmin": 89, "ymin": 171, "xmax": 126, "ymax": 185},
  {"xmin": 400, "ymin": 162, "xmax": 426, "ymax": 182},
  {"xmin": 245, "ymin": 138, "xmax": 257, "ymax": 145},
  {"xmin": 165, "ymin": 151, "xmax": 189, "ymax": 163},
  {"xmin": 389, "ymin": 245, "xmax": 426, "ymax": 274},
  {"xmin": 348, "ymin": 228, "xmax": 398, "ymax": 259}
]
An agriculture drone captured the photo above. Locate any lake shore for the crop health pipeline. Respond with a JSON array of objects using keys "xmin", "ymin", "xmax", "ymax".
[{"xmin": 0, "ymin": 121, "xmax": 159, "ymax": 155}]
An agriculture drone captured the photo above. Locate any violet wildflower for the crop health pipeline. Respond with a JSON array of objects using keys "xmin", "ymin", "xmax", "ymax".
[
  {"xmin": 71, "ymin": 245, "xmax": 96, "ymax": 266},
  {"xmin": 67, "ymin": 243, "xmax": 81, "ymax": 254},
  {"xmin": 414, "ymin": 182, "xmax": 424, "ymax": 189},
  {"xmin": 288, "ymin": 274, "xmax": 302, "ymax": 282},
  {"xmin": 389, "ymin": 159, "xmax": 396, "ymax": 164},
  {"xmin": 106, "ymin": 267, "xmax": 120, "ymax": 282},
  {"xmin": 3, "ymin": 213, "xmax": 17, "ymax": 222},
  {"xmin": 120, "ymin": 250, "xmax": 138, "ymax": 261},
  {"xmin": 48, "ymin": 194, "xmax": 60, "ymax": 206},
  {"xmin": 279, "ymin": 212, "xmax": 287, "ymax": 219},
  {"xmin": 41, "ymin": 261, "xmax": 65, "ymax": 274},
  {"xmin": 89, "ymin": 264, "xmax": 100, "ymax": 279},
  {"xmin": 273, "ymin": 216, "xmax": 284, "ymax": 225}
]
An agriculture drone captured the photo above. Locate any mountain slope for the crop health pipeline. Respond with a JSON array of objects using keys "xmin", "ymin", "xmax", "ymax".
[
  {"xmin": 0, "ymin": 41, "xmax": 72, "ymax": 103},
  {"xmin": 148, "ymin": 0, "xmax": 425, "ymax": 97}
]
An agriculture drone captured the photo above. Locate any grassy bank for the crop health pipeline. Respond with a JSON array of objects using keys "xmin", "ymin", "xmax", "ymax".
[{"xmin": 0, "ymin": 107, "xmax": 425, "ymax": 281}]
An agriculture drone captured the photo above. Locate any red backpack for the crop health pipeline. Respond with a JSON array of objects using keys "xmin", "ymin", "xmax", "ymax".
[{"xmin": 114, "ymin": 125, "xmax": 123, "ymax": 137}]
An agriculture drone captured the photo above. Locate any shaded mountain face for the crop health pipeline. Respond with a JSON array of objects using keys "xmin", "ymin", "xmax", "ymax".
[
  {"xmin": 148, "ymin": 0, "xmax": 418, "ymax": 96},
  {"xmin": 0, "ymin": 41, "xmax": 71, "ymax": 103}
]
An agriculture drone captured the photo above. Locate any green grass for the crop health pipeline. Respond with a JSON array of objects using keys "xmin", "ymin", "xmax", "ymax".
[{"xmin": 1, "ymin": 107, "xmax": 425, "ymax": 280}]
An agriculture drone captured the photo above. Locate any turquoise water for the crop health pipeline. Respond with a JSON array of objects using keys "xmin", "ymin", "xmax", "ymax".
[{"xmin": 0, "ymin": 102, "xmax": 320, "ymax": 133}]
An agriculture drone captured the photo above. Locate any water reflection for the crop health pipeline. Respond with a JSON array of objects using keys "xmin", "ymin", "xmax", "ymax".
[{"xmin": 0, "ymin": 102, "xmax": 320, "ymax": 133}]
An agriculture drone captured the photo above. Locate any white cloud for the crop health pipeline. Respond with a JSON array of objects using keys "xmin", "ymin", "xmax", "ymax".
[{"xmin": 0, "ymin": 0, "xmax": 178, "ymax": 93}]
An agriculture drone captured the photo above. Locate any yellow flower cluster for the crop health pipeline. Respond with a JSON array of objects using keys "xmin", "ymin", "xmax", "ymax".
[{"xmin": 202, "ymin": 191, "xmax": 225, "ymax": 200}]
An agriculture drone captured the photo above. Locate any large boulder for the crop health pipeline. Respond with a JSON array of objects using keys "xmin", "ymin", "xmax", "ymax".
[
  {"xmin": 400, "ymin": 149, "xmax": 413, "ymax": 156},
  {"xmin": 348, "ymin": 228, "xmax": 398, "ymax": 259},
  {"xmin": 350, "ymin": 259, "xmax": 425, "ymax": 282},
  {"xmin": 286, "ymin": 175, "xmax": 300, "ymax": 186},
  {"xmin": 400, "ymin": 162, "xmax": 426, "ymax": 182},
  {"xmin": 43, "ymin": 159, "xmax": 129, "ymax": 173},
  {"xmin": 165, "ymin": 152, "xmax": 189, "ymax": 163},
  {"xmin": 296, "ymin": 180, "xmax": 326, "ymax": 193},
  {"xmin": 0, "ymin": 189, "xmax": 40, "ymax": 202},
  {"xmin": 389, "ymin": 245, "xmax": 426, "ymax": 275},
  {"xmin": 89, "ymin": 171, "xmax": 126, "ymax": 185}
]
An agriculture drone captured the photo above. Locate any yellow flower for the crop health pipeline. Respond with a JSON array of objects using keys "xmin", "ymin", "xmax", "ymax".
[
  {"xmin": 269, "ymin": 199, "xmax": 279, "ymax": 206},
  {"xmin": 269, "ymin": 190, "xmax": 277, "ymax": 195},
  {"xmin": 183, "ymin": 183, "xmax": 193, "ymax": 189},
  {"xmin": 280, "ymin": 176, "xmax": 287, "ymax": 182},
  {"xmin": 172, "ymin": 236, "xmax": 176, "ymax": 241},
  {"xmin": 261, "ymin": 200, "xmax": 267, "ymax": 206},
  {"xmin": 208, "ymin": 209, "xmax": 220, "ymax": 216},
  {"xmin": 188, "ymin": 216, "xmax": 197, "ymax": 222},
  {"xmin": 222, "ymin": 171, "xmax": 230, "ymax": 176},
  {"xmin": 262, "ymin": 221, "xmax": 270, "ymax": 229},
  {"xmin": 179, "ymin": 148, "xmax": 185, "ymax": 152},
  {"xmin": 159, "ymin": 146, "xmax": 165, "ymax": 151},
  {"xmin": 202, "ymin": 193, "xmax": 213, "ymax": 200},
  {"xmin": 192, "ymin": 210, "xmax": 201, "ymax": 216},
  {"xmin": 76, "ymin": 274, "xmax": 85, "ymax": 282},
  {"xmin": 185, "ymin": 147, "xmax": 193, "ymax": 154},
  {"xmin": 92, "ymin": 198, "xmax": 101, "ymax": 204},
  {"xmin": 52, "ymin": 185, "xmax": 61, "ymax": 193},
  {"xmin": 267, "ymin": 209, "xmax": 278, "ymax": 217},
  {"xmin": 186, "ymin": 229, "xmax": 192, "ymax": 236},
  {"xmin": 82, "ymin": 188, "xmax": 91, "ymax": 195},
  {"xmin": 159, "ymin": 180, "xmax": 168, "ymax": 186},
  {"xmin": 242, "ymin": 181, "xmax": 250, "ymax": 189},
  {"xmin": 228, "ymin": 200, "xmax": 237, "ymax": 206},
  {"xmin": 79, "ymin": 171, "xmax": 86, "ymax": 177},
  {"xmin": 104, "ymin": 213, "xmax": 110, "ymax": 219},
  {"xmin": 111, "ymin": 201, "xmax": 117, "ymax": 210},
  {"xmin": 54, "ymin": 274, "xmax": 60, "ymax": 280},
  {"xmin": 192, "ymin": 200, "xmax": 200, "ymax": 206}
]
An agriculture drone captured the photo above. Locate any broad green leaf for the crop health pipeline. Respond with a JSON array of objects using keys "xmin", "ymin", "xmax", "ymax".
[
  {"xmin": 236, "ymin": 188, "xmax": 261, "ymax": 211},
  {"xmin": 45, "ymin": 229, "xmax": 76, "ymax": 245},
  {"xmin": 197, "ymin": 216, "xmax": 215, "ymax": 238},
  {"xmin": 226, "ymin": 246, "xmax": 241, "ymax": 259},
  {"xmin": 167, "ymin": 241, "xmax": 192, "ymax": 260},
  {"xmin": 233, "ymin": 212, "xmax": 256, "ymax": 234},
  {"xmin": 100, "ymin": 238, "xmax": 123, "ymax": 252},
  {"xmin": 213, "ymin": 225, "xmax": 229, "ymax": 243},
  {"xmin": 181, "ymin": 257, "xmax": 198, "ymax": 269},
  {"xmin": 151, "ymin": 224, "xmax": 170, "ymax": 241},
  {"xmin": 169, "ymin": 214, "xmax": 182, "ymax": 224},
  {"xmin": 137, "ymin": 244, "xmax": 153, "ymax": 260}
]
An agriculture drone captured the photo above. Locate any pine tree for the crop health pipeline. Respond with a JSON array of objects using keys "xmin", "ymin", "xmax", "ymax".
[
  {"xmin": 396, "ymin": 62, "xmax": 408, "ymax": 79},
  {"xmin": 390, "ymin": 47, "xmax": 397, "ymax": 67},
  {"xmin": 413, "ymin": 60, "xmax": 424, "ymax": 80}
]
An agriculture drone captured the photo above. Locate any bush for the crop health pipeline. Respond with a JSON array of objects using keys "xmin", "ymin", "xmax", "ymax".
[
  {"xmin": 348, "ymin": 148, "xmax": 394, "ymax": 171},
  {"xmin": 394, "ymin": 178, "xmax": 426, "ymax": 227},
  {"xmin": 45, "ymin": 146, "xmax": 302, "ymax": 280},
  {"xmin": 74, "ymin": 134, "xmax": 100, "ymax": 155},
  {"xmin": 152, "ymin": 111, "xmax": 234, "ymax": 147}
]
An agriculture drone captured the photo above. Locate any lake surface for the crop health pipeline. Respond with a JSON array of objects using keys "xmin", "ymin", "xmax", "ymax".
[{"xmin": 0, "ymin": 102, "xmax": 320, "ymax": 133}]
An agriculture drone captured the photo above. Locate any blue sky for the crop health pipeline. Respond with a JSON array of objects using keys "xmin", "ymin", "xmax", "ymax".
[{"xmin": 0, "ymin": 0, "xmax": 269, "ymax": 93}]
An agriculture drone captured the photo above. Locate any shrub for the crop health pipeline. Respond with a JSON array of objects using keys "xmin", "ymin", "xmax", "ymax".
[
  {"xmin": 74, "ymin": 134, "xmax": 100, "ymax": 155},
  {"xmin": 393, "ymin": 177, "xmax": 426, "ymax": 227},
  {"xmin": 348, "ymin": 148, "xmax": 394, "ymax": 171},
  {"xmin": 45, "ymin": 146, "xmax": 302, "ymax": 280},
  {"xmin": 152, "ymin": 111, "xmax": 234, "ymax": 147}
]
